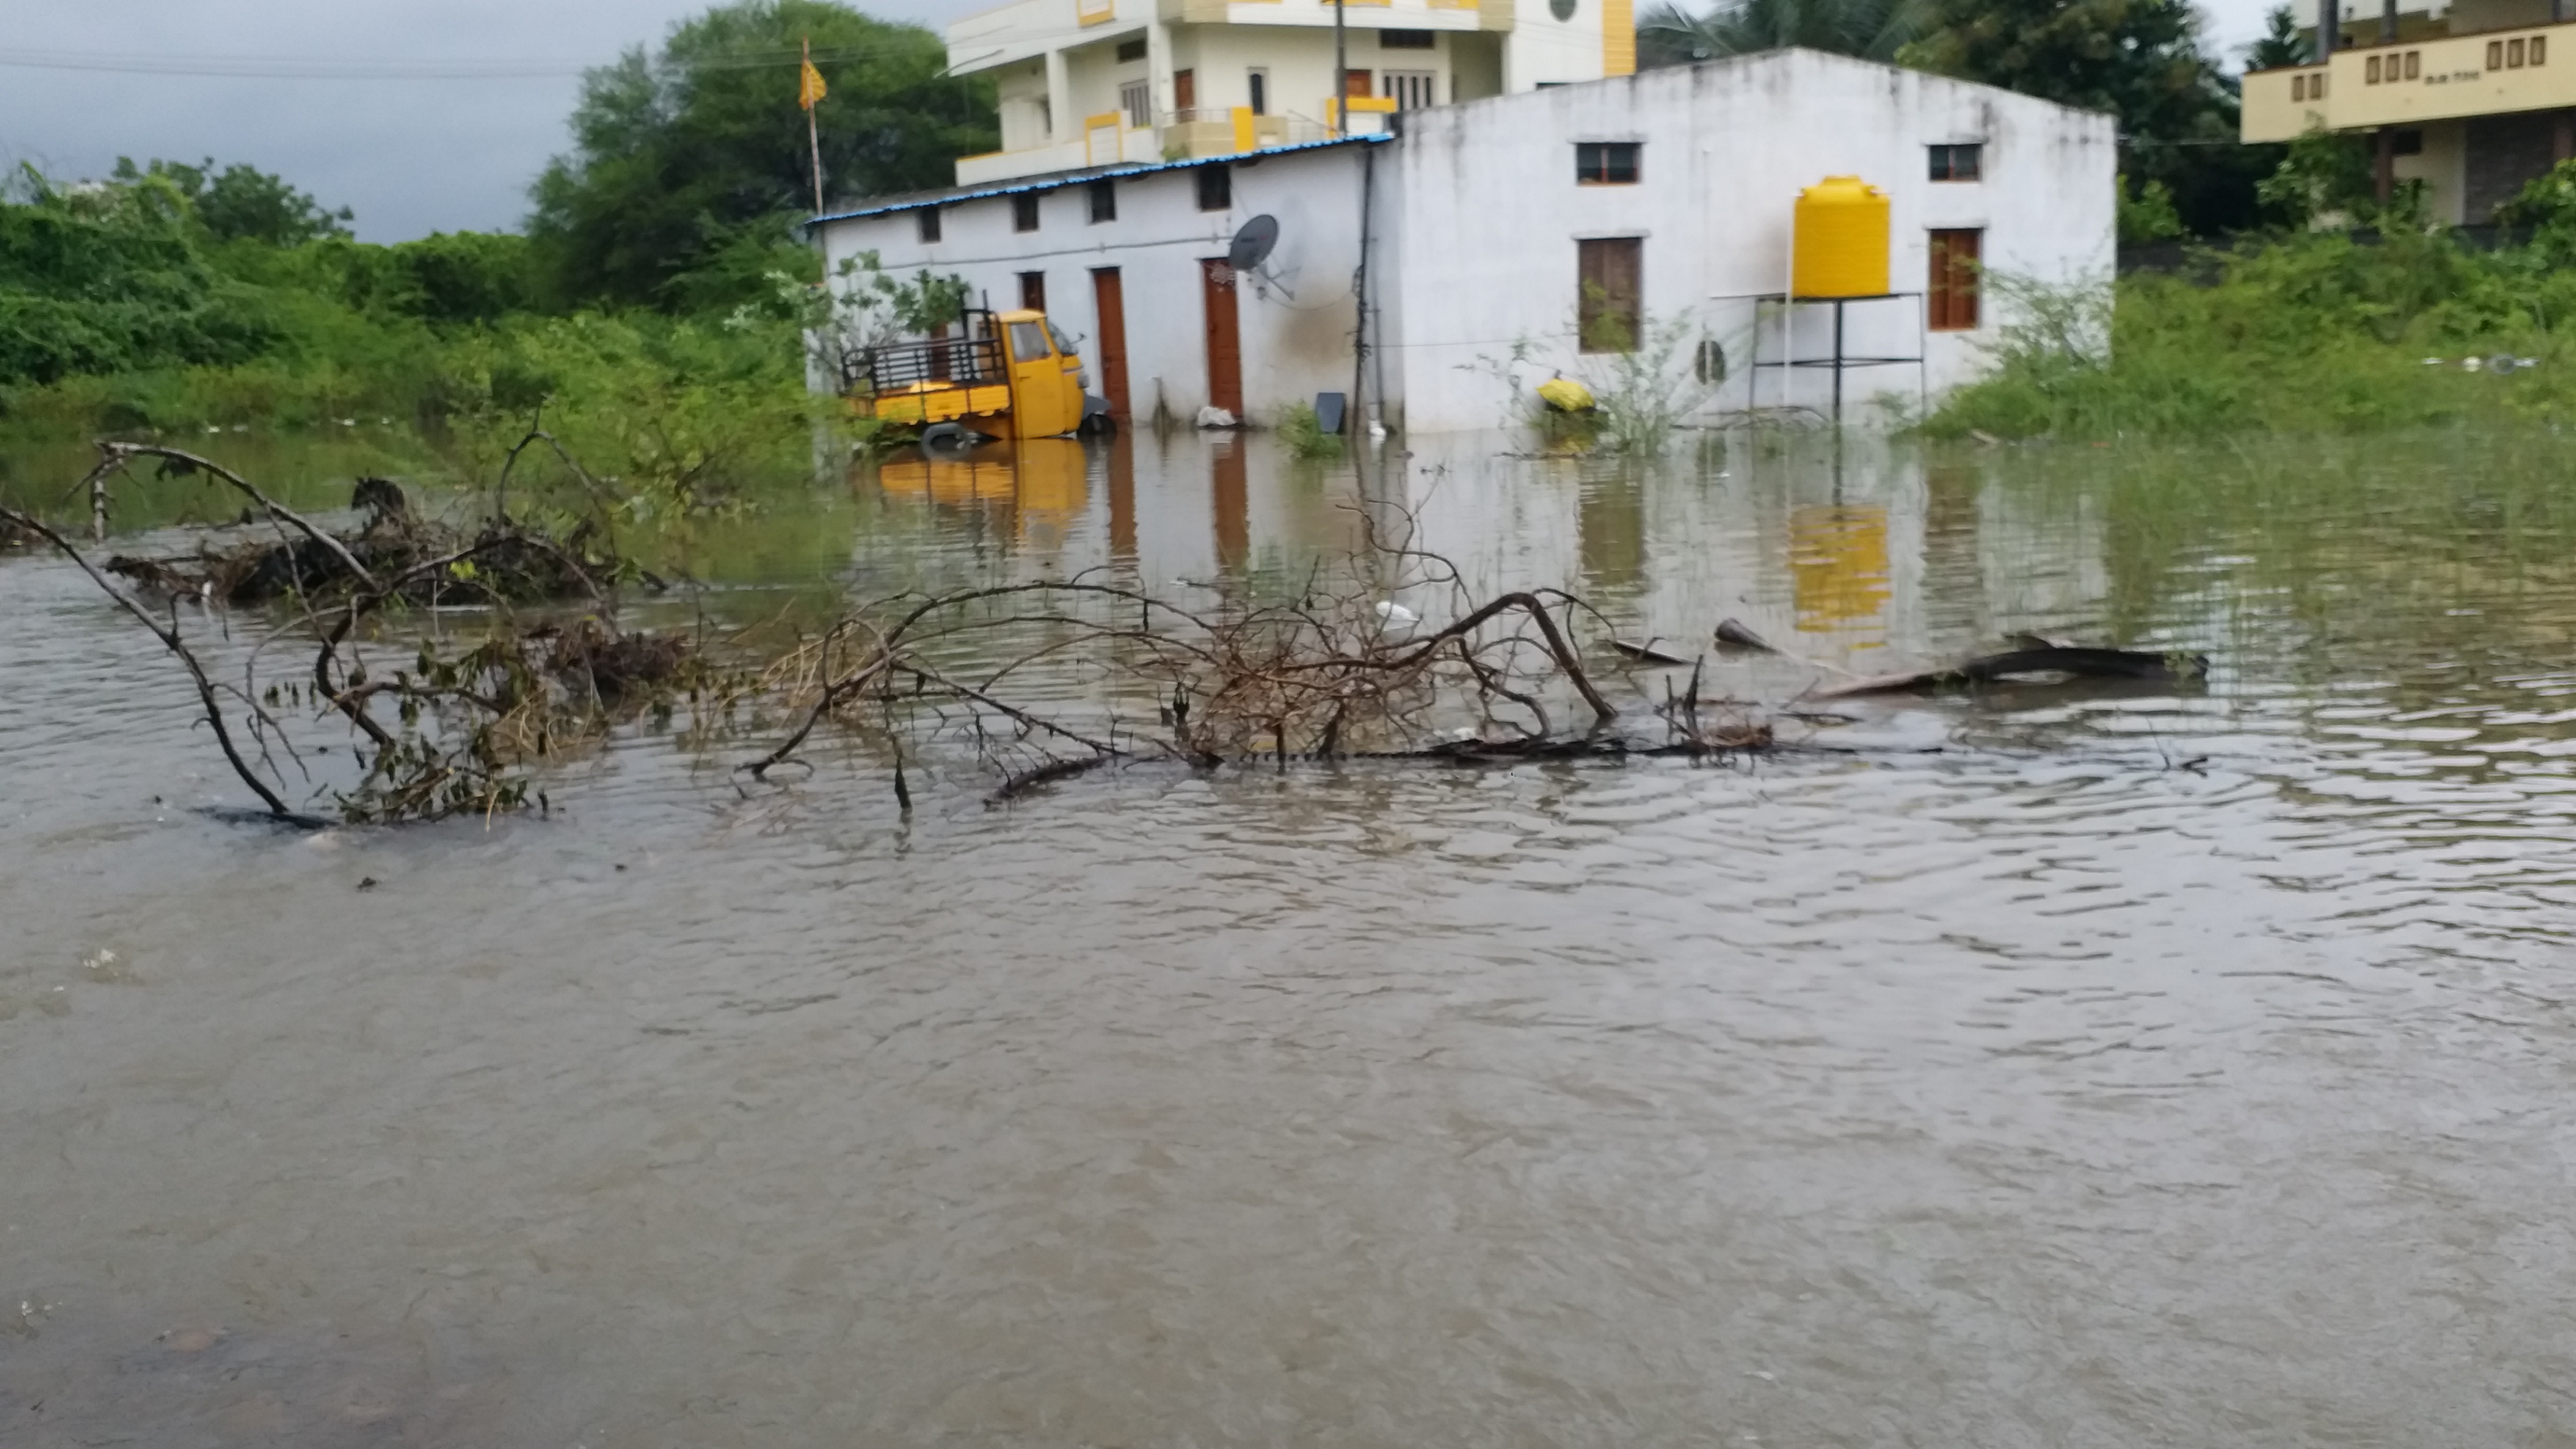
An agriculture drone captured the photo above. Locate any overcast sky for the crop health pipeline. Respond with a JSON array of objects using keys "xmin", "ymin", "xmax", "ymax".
[{"xmin": 3, "ymin": 0, "xmax": 2280, "ymax": 242}]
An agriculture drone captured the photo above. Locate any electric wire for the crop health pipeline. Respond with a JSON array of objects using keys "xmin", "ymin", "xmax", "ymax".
[{"xmin": 0, "ymin": 42, "xmax": 958, "ymax": 80}]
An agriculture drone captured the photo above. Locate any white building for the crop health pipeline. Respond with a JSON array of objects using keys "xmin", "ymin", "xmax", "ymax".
[
  {"xmin": 947, "ymin": 0, "xmax": 1632, "ymax": 184},
  {"xmin": 813, "ymin": 49, "xmax": 2118, "ymax": 434}
]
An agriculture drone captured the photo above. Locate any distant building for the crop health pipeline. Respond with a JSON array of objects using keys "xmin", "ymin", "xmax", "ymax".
[
  {"xmin": 2243, "ymin": 0, "xmax": 2576, "ymax": 222},
  {"xmin": 945, "ymin": 0, "xmax": 1632, "ymax": 185},
  {"xmin": 814, "ymin": 50, "xmax": 2116, "ymax": 433}
]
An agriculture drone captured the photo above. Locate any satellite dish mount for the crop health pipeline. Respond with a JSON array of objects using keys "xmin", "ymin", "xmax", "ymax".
[{"xmin": 1228, "ymin": 214, "xmax": 1293, "ymax": 299}]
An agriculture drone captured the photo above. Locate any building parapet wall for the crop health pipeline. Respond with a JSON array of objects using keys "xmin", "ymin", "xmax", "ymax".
[{"xmin": 2244, "ymin": 21, "xmax": 2576, "ymax": 140}]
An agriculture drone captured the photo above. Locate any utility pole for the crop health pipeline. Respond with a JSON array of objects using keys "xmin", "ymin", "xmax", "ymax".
[
  {"xmin": 1333, "ymin": 0, "xmax": 1348, "ymax": 136},
  {"xmin": 2317, "ymin": 0, "xmax": 2337, "ymax": 59}
]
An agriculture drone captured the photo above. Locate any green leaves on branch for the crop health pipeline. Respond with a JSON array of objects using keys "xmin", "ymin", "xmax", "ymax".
[
  {"xmin": 1927, "ymin": 231, "xmax": 2576, "ymax": 442},
  {"xmin": 526, "ymin": 0, "xmax": 997, "ymax": 311}
]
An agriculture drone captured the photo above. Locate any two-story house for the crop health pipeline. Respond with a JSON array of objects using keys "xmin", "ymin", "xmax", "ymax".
[
  {"xmin": 2246, "ymin": 0, "xmax": 2576, "ymax": 222},
  {"xmin": 945, "ymin": 0, "xmax": 1633, "ymax": 184}
]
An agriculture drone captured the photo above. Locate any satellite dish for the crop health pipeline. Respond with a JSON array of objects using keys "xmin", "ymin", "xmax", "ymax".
[{"xmin": 1228, "ymin": 214, "xmax": 1280, "ymax": 273}]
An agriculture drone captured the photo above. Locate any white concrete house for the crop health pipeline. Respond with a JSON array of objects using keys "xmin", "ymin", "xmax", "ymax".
[
  {"xmin": 948, "ymin": 0, "xmax": 1631, "ymax": 184},
  {"xmin": 812, "ymin": 49, "xmax": 2117, "ymax": 433}
]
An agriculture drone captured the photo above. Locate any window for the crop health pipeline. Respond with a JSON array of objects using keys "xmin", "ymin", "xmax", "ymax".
[
  {"xmin": 2405, "ymin": 49, "xmax": 2422, "ymax": 78},
  {"xmin": 1384, "ymin": 70, "xmax": 1436, "ymax": 109},
  {"xmin": 1007, "ymin": 320, "xmax": 1051, "ymax": 362},
  {"xmin": 1197, "ymin": 163, "xmax": 1231, "ymax": 211},
  {"xmin": 1120, "ymin": 80, "xmax": 1152, "ymax": 129},
  {"xmin": 2366, "ymin": 54, "xmax": 2382, "ymax": 82},
  {"xmin": 1928, "ymin": 142, "xmax": 1982, "ymax": 181},
  {"xmin": 1088, "ymin": 179, "xmax": 1117, "ymax": 223},
  {"xmin": 2488, "ymin": 39, "xmax": 2504, "ymax": 68},
  {"xmin": 1174, "ymin": 68, "xmax": 1196, "ymax": 112},
  {"xmin": 1576, "ymin": 237, "xmax": 1641, "ymax": 353},
  {"xmin": 1248, "ymin": 68, "xmax": 1269, "ymax": 115},
  {"xmin": 2535, "ymin": 35, "xmax": 2549, "ymax": 64},
  {"xmin": 2392, "ymin": 128, "xmax": 2423, "ymax": 155},
  {"xmin": 1012, "ymin": 192, "xmax": 1040, "ymax": 232},
  {"xmin": 1380, "ymin": 28, "xmax": 1436, "ymax": 46},
  {"xmin": 1575, "ymin": 141, "xmax": 1640, "ymax": 184},
  {"xmin": 2511, "ymin": 36, "xmax": 2528, "ymax": 67},
  {"xmin": 918, "ymin": 207, "xmax": 941, "ymax": 243},
  {"xmin": 1115, "ymin": 36, "xmax": 1147, "ymax": 61},
  {"xmin": 2293, "ymin": 73, "xmax": 2306, "ymax": 100},
  {"xmin": 1019, "ymin": 272, "xmax": 1046, "ymax": 312},
  {"xmin": 1929, "ymin": 228, "xmax": 1982, "ymax": 332}
]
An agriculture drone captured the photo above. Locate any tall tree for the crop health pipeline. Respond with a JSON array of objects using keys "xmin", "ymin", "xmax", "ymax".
[
  {"xmin": 1637, "ymin": 0, "xmax": 1929, "ymax": 66},
  {"xmin": 2246, "ymin": 4, "xmax": 2310, "ymax": 69},
  {"xmin": 1897, "ymin": 0, "xmax": 2274, "ymax": 235},
  {"xmin": 529, "ymin": 0, "xmax": 996, "ymax": 310},
  {"xmin": 107, "ymin": 157, "xmax": 354, "ymax": 245}
]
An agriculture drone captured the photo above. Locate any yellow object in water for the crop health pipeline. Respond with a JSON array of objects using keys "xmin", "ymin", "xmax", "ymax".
[
  {"xmin": 1792, "ymin": 176, "xmax": 1890, "ymax": 299},
  {"xmin": 1537, "ymin": 375, "xmax": 1596, "ymax": 413}
]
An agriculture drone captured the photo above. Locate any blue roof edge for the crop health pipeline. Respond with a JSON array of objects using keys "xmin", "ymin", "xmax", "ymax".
[{"xmin": 805, "ymin": 132, "xmax": 1393, "ymax": 228}]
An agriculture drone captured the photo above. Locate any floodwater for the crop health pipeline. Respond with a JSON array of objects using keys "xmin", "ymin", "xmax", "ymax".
[{"xmin": 5, "ymin": 426, "xmax": 2576, "ymax": 1446}]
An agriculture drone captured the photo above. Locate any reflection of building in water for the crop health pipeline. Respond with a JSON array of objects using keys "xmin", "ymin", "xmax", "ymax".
[
  {"xmin": 1917, "ymin": 461, "xmax": 1987, "ymax": 642},
  {"xmin": 1789, "ymin": 504, "xmax": 1891, "ymax": 639},
  {"xmin": 1576, "ymin": 473, "xmax": 1649, "ymax": 607},
  {"xmin": 875, "ymin": 439, "xmax": 1091, "ymax": 554},
  {"xmin": 1211, "ymin": 437, "xmax": 1249, "ymax": 572},
  {"xmin": 858, "ymin": 431, "xmax": 2110, "ymax": 667},
  {"xmin": 870, "ymin": 434, "xmax": 1377, "ymax": 588}
]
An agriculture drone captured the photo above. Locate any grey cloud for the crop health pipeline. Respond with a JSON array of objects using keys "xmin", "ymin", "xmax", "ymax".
[{"xmin": 1, "ymin": 0, "xmax": 975, "ymax": 241}]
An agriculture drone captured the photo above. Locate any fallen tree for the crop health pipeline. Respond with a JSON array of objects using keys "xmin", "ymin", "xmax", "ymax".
[
  {"xmin": 23, "ymin": 446, "xmax": 2165, "ymax": 827},
  {"xmin": 2, "ymin": 441, "xmax": 709, "ymax": 825}
]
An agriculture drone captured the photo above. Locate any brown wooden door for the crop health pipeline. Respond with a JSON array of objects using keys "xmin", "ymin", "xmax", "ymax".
[
  {"xmin": 1019, "ymin": 270, "xmax": 1045, "ymax": 312},
  {"xmin": 1344, "ymin": 68, "xmax": 1373, "ymax": 96},
  {"xmin": 1091, "ymin": 266, "xmax": 1130, "ymax": 418},
  {"xmin": 1200, "ymin": 257, "xmax": 1243, "ymax": 417},
  {"xmin": 1173, "ymin": 69, "xmax": 1195, "ymax": 112},
  {"xmin": 1928, "ymin": 228, "xmax": 1982, "ymax": 332},
  {"xmin": 1576, "ymin": 236, "xmax": 1642, "ymax": 353}
]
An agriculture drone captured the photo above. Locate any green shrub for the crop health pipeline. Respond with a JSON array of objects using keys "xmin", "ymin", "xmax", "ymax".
[
  {"xmin": 1277, "ymin": 400, "xmax": 1343, "ymax": 459},
  {"xmin": 1928, "ymin": 230, "xmax": 2576, "ymax": 442}
]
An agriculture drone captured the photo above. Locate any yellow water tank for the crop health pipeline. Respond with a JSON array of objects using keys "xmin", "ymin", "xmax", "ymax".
[{"xmin": 1792, "ymin": 177, "xmax": 1890, "ymax": 299}]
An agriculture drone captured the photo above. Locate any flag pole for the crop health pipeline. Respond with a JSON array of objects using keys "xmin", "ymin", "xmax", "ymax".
[{"xmin": 804, "ymin": 36, "xmax": 825, "ymax": 215}]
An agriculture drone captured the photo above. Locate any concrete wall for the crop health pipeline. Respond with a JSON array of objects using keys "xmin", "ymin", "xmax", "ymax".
[
  {"xmin": 2397, "ymin": 116, "xmax": 2473, "ymax": 221},
  {"xmin": 1383, "ymin": 50, "xmax": 2118, "ymax": 432},
  {"xmin": 1167, "ymin": 23, "xmax": 1481, "ymax": 115},
  {"xmin": 820, "ymin": 145, "xmax": 1376, "ymax": 429}
]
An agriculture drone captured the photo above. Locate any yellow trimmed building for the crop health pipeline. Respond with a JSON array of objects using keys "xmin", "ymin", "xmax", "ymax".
[
  {"xmin": 944, "ymin": 0, "xmax": 1630, "ymax": 184},
  {"xmin": 2245, "ymin": 0, "xmax": 2576, "ymax": 222}
]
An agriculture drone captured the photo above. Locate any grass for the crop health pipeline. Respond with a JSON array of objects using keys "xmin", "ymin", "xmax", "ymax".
[
  {"xmin": 1277, "ymin": 400, "xmax": 1344, "ymax": 460},
  {"xmin": 1925, "ymin": 229, "xmax": 2576, "ymax": 442}
]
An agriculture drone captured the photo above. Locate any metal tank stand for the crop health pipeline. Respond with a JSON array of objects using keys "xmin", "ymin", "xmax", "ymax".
[{"xmin": 1726, "ymin": 291, "xmax": 1928, "ymax": 425}]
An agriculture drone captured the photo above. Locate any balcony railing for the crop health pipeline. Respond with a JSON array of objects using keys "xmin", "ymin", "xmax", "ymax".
[
  {"xmin": 955, "ymin": 108, "xmax": 1345, "ymax": 183},
  {"xmin": 2244, "ymin": 17, "xmax": 2576, "ymax": 139}
]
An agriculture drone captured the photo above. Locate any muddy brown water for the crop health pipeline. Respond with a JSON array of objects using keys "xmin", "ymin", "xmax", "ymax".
[{"xmin": 4, "ymin": 429, "xmax": 2575, "ymax": 1446}]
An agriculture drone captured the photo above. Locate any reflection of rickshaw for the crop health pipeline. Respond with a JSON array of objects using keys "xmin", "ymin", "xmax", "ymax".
[
  {"xmin": 877, "ymin": 438, "xmax": 1088, "ymax": 519},
  {"xmin": 843, "ymin": 306, "xmax": 1110, "ymax": 442}
]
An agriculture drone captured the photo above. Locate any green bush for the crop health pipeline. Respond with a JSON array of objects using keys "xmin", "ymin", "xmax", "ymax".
[
  {"xmin": 1277, "ymin": 400, "xmax": 1343, "ymax": 459},
  {"xmin": 1927, "ymin": 229, "xmax": 2576, "ymax": 441}
]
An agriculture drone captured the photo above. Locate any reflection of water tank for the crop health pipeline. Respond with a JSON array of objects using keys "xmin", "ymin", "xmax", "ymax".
[{"xmin": 1792, "ymin": 177, "xmax": 1891, "ymax": 299}]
